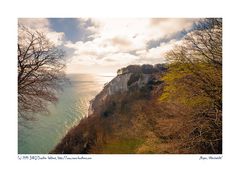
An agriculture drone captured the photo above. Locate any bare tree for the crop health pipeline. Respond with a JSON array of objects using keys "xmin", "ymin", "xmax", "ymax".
[{"xmin": 18, "ymin": 26, "xmax": 67, "ymax": 119}]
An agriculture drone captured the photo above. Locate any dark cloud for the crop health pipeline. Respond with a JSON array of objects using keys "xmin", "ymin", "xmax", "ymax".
[
  {"xmin": 146, "ymin": 30, "xmax": 188, "ymax": 49},
  {"xmin": 127, "ymin": 50, "xmax": 138, "ymax": 56},
  {"xmin": 48, "ymin": 18, "xmax": 97, "ymax": 43}
]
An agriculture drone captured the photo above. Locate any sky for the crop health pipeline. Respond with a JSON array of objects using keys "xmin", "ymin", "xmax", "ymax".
[{"xmin": 18, "ymin": 18, "xmax": 198, "ymax": 75}]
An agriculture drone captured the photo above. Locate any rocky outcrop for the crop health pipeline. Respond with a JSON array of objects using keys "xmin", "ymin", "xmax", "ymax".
[
  {"xmin": 88, "ymin": 64, "xmax": 167, "ymax": 116},
  {"xmin": 51, "ymin": 64, "xmax": 167, "ymax": 154}
]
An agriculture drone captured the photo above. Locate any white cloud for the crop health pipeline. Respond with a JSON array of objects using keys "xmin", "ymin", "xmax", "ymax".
[
  {"xmin": 91, "ymin": 18, "xmax": 196, "ymax": 46},
  {"xmin": 134, "ymin": 39, "xmax": 180, "ymax": 64},
  {"xmin": 149, "ymin": 18, "xmax": 196, "ymax": 37},
  {"xmin": 47, "ymin": 31, "xmax": 65, "ymax": 46},
  {"xmin": 18, "ymin": 18, "xmax": 65, "ymax": 46},
  {"xmin": 18, "ymin": 18, "xmax": 198, "ymax": 74},
  {"xmin": 18, "ymin": 18, "xmax": 49, "ymax": 31},
  {"xmin": 64, "ymin": 18, "xmax": 198, "ymax": 73},
  {"xmin": 101, "ymin": 52, "xmax": 139, "ymax": 65}
]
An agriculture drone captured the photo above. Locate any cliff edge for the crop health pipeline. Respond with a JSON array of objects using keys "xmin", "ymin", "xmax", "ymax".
[
  {"xmin": 51, "ymin": 64, "xmax": 171, "ymax": 154},
  {"xmin": 51, "ymin": 63, "xmax": 220, "ymax": 154}
]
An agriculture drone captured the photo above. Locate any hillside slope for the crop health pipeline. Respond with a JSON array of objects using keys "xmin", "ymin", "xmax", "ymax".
[{"xmin": 51, "ymin": 64, "xmax": 221, "ymax": 154}]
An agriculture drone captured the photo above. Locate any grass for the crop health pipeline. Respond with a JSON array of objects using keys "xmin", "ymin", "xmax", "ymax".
[{"xmin": 99, "ymin": 138, "xmax": 144, "ymax": 154}]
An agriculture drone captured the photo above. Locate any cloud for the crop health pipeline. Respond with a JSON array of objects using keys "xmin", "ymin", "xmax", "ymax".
[
  {"xmin": 146, "ymin": 30, "xmax": 187, "ymax": 49},
  {"xmin": 18, "ymin": 18, "xmax": 200, "ymax": 74},
  {"xmin": 64, "ymin": 18, "xmax": 199, "ymax": 74},
  {"xmin": 18, "ymin": 18, "xmax": 49, "ymax": 31},
  {"xmin": 64, "ymin": 39, "xmax": 118, "ymax": 61},
  {"xmin": 149, "ymin": 18, "xmax": 196, "ymax": 30},
  {"xmin": 18, "ymin": 18, "xmax": 65, "ymax": 46},
  {"xmin": 48, "ymin": 18, "xmax": 99, "ymax": 43},
  {"xmin": 102, "ymin": 52, "xmax": 138, "ymax": 65},
  {"xmin": 109, "ymin": 37, "xmax": 132, "ymax": 48},
  {"xmin": 150, "ymin": 18, "xmax": 169, "ymax": 26},
  {"xmin": 148, "ymin": 40, "xmax": 177, "ymax": 58},
  {"xmin": 47, "ymin": 32, "xmax": 65, "ymax": 46},
  {"xmin": 147, "ymin": 18, "xmax": 196, "ymax": 41},
  {"xmin": 135, "ymin": 39, "xmax": 180, "ymax": 64}
]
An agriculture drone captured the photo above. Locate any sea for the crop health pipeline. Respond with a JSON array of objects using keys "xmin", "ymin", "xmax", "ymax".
[{"xmin": 18, "ymin": 73, "xmax": 115, "ymax": 154}]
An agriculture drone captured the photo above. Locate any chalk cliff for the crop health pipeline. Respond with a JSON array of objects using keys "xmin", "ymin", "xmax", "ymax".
[
  {"xmin": 51, "ymin": 64, "xmax": 167, "ymax": 154},
  {"xmin": 88, "ymin": 64, "xmax": 166, "ymax": 117}
]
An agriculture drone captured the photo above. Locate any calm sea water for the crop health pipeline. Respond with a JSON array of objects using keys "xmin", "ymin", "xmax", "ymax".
[{"xmin": 18, "ymin": 73, "xmax": 114, "ymax": 154}]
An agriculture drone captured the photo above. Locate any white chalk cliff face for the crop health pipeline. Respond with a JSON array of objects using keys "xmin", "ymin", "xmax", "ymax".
[
  {"xmin": 107, "ymin": 73, "xmax": 132, "ymax": 95},
  {"xmin": 106, "ymin": 73, "xmax": 152, "ymax": 95},
  {"xmin": 88, "ymin": 64, "xmax": 167, "ymax": 116}
]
